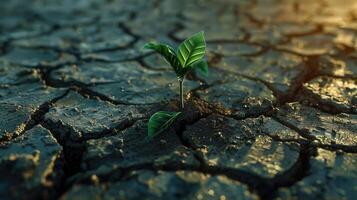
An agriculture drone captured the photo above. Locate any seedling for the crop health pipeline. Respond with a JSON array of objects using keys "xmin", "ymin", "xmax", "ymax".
[
  {"xmin": 147, "ymin": 111, "xmax": 182, "ymax": 138},
  {"xmin": 144, "ymin": 31, "xmax": 208, "ymax": 138}
]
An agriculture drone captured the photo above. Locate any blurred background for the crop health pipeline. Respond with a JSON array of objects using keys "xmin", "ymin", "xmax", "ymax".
[{"xmin": 1, "ymin": 0, "xmax": 356, "ymax": 89}]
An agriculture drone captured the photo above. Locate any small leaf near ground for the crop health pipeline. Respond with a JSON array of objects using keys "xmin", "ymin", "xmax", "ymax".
[
  {"xmin": 148, "ymin": 111, "xmax": 181, "ymax": 138},
  {"xmin": 177, "ymin": 31, "xmax": 206, "ymax": 68}
]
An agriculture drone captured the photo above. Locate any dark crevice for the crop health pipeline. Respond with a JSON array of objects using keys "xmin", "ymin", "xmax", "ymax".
[
  {"xmin": 244, "ymin": 12, "xmax": 265, "ymax": 28},
  {"xmin": 68, "ymin": 142, "xmax": 316, "ymax": 200},
  {"xmin": 21, "ymin": 89, "xmax": 71, "ymax": 133},
  {"xmin": 41, "ymin": 111, "xmax": 144, "ymax": 144},
  {"xmin": 89, "ymin": 24, "xmax": 138, "ymax": 53},
  {"xmin": 207, "ymin": 55, "xmax": 224, "ymax": 73},
  {"xmin": 167, "ymin": 22, "xmax": 185, "ymax": 43},
  {"xmin": 95, "ymin": 22, "xmax": 141, "ymax": 53},
  {"xmin": 272, "ymin": 115, "xmax": 317, "ymax": 141},
  {"xmin": 241, "ymin": 45, "xmax": 270, "ymax": 57},
  {"xmin": 7, "ymin": 19, "xmax": 138, "ymax": 58},
  {"xmin": 38, "ymin": 65, "xmax": 73, "ymax": 88},
  {"xmin": 33, "ymin": 13, "xmax": 100, "ymax": 31},
  {"xmin": 187, "ymin": 76, "xmax": 276, "ymax": 120},
  {"xmin": 169, "ymin": 104, "xmax": 276, "ymax": 197},
  {"xmin": 172, "ymin": 109, "xmax": 212, "ymax": 167},
  {"xmin": 206, "ymin": 40, "xmax": 270, "ymax": 58},
  {"xmin": 206, "ymin": 66, "xmax": 284, "ymax": 101},
  {"xmin": 319, "ymin": 73, "xmax": 357, "ymax": 81},
  {"xmin": 51, "ymin": 148, "xmax": 67, "ymax": 200},
  {"xmin": 235, "ymin": 72, "xmax": 283, "ymax": 101},
  {"xmin": 297, "ymin": 87, "xmax": 356, "ymax": 115},
  {"xmin": 43, "ymin": 100, "xmax": 327, "ymax": 200},
  {"xmin": 187, "ymin": 79, "xmax": 227, "ymax": 99},
  {"xmin": 69, "ymin": 161, "xmax": 269, "ymax": 199},
  {"xmin": 38, "ymin": 65, "xmax": 107, "ymax": 103},
  {"xmin": 0, "ymin": 23, "xmax": 61, "ymax": 54},
  {"xmin": 265, "ymin": 133, "xmax": 306, "ymax": 144},
  {"xmin": 78, "ymin": 44, "xmax": 133, "ymax": 54},
  {"xmin": 265, "ymin": 142, "xmax": 316, "ymax": 199},
  {"xmin": 229, "ymin": 103, "xmax": 275, "ymax": 120},
  {"xmin": 206, "ymin": 39, "xmax": 244, "ymax": 44},
  {"xmin": 276, "ymin": 56, "xmax": 321, "ymax": 104},
  {"xmin": 272, "ymin": 46, "xmax": 324, "ymax": 57},
  {"xmin": 146, "ymin": 99, "xmax": 294, "ymax": 198},
  {"xmin": 284, "ymin": 24, "xmax": 324, "ymax": 38},
  {"xmin": 40, "ymin": 121, "xmax": 85, "ymax": 200},
  {"xmin": 40, "ymin": 111, "xmax": 148, "ymax": 198},
  {"xmin": 267, "ymin": 131, "xmax": 357, "ymax": 153},
  {"xmin": 0, "ymin": 40, "xmax": 10, "ymax": 55},
  {"xmin": 333, "ymin": 43, "xmax": 357, "ymax": 58},
  {"xmin": 73, "ymin": 84, "xmax": 162, "ymax": 106},
  {"xmin": 118, "ymin": 22, "xmax": 141, "ymax": 45},
  {"xmin": 316, "ymin": 143, "xmax": 357, "ymax": 153},
  {"xmin": 81, "ymin": 116, "xmax": 147, "ymax": 141},
  {"xmin": 80, "ymin": 51, "xmax": 154, "ymax": 63},
  {"xmin": 71, "ymin": 85, "xmax": 132, "ymax": 106},
  {"xmin": 38, "ymin": 66, "xmax": 154, "ymax": 106},
  {"xmin": 11, "ymin": 34, "xmax": 137, "ymax": 59},
  {"xmin": 128, "ymin": 11, "xmax": 137, "ymax": 21},
  {"xmin": 276, "ymin": 56, "xmax": 357, "ymax": 114},
  {"xmin": 273, "ymin": 115, "xmax": 357, "ymax": 153},
  {"xmin": 11, "ymin": 44, "xmax": 81, "ymax": 60},
  {"xmin": 0, "ymin": 89, "xmax": 70, "ymax": 144}
]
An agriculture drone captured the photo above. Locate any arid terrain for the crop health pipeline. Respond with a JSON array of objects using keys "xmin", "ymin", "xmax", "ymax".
[{"xmin": 0, "ymin": 0, "xmax": 356, "ymax": 199}]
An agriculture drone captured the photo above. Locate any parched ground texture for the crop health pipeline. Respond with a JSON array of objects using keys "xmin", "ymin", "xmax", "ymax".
[{"xmin": 0, "ymin": 0, "xmax": 357, "ymax": 199}]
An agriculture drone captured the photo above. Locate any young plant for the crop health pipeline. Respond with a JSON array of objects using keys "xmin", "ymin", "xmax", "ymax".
[
  {"xmin": 143, "ymin": 31, "xmax": 208, "ymax": 110},
  {"xmin": 144, "ymin": 31, "xmax": 208, "ymax": 138}
]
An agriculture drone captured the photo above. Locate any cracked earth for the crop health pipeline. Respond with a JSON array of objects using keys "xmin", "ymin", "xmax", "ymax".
[{"xmin": 0, "ymin": 0, "xmax": 356, "ymax": 199}]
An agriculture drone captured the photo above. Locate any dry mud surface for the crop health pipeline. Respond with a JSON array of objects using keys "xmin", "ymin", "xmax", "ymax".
[{"xmin": 0, "ymin": 0, "xmax": 356, "ymax": 199}]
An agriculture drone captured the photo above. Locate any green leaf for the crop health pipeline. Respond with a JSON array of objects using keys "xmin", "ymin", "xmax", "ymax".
[
  {"xmin": 193, "ymin": 60, "xmax": 208, "ymax": 76},
  {"xmin": 176, "ymin": 60, "xmax": 208, "ymax": 78},
  {"xmin": 143, "ymin": 42, "xmax": 181, "ymax": 73},
  {"xmin": 177, "ymin": 31, "xmax": 206, "ymax": 68},
  {"xmin": 177, "ymin": 65, "xmax": 193, "ymax": 78},
  {"xmin": 148, "ymin": 111, "xmax": 181, "ymax": 138}
]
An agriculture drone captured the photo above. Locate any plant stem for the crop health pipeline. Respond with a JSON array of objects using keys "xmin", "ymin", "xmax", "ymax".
[{"xmin": 179, "ymin": 79, "xmax": 184, "ymax": 110}]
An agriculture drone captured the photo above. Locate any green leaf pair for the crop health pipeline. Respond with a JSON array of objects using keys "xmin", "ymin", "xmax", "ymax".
[
  {"xmin": 143, "ymin": 31, "xmax": 208, "ymax": 79},
  {"xmin": 144, "ymin": 31, "xmax": 208, "ymax": 138}
]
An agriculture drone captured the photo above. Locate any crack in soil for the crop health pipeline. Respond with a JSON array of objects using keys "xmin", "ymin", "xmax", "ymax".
[
  {"xmin": 1, "ymin": 2, "xmax": 356, "ymax": 199},
  {"xmin": 273, "ymin": 115, "xmax": 357, "ymax": 153},
  {"xmin": 284, "ymin": 24, "xmax": 324, "ymax": 38},
  {"xmin": 272, "ymin": 115, "xmax": 317, "ymax": 141},
  {"xmin": 274, "ymin": 55, "xmax": 321, "ymax": 105},
  {"xmin": 66, "ymin": 141, "xmax": 315, "ymax": 200},
  {"xmin": 167, "ymin": 22, "xmax": 185, "ymax": 43},
  {"xmin": 0, "ymin": 89, "xmax": 70, "ymax": 144},
  {"xmin": 39, "ymin": 66, "xmax": 157, "ymax": 106},
  {"xmin": 40, "ymin": 122, "xmax": 85, "ymax": 199},
  {"xmin": 264, "ymin": 142, "xmax": 316, "ymax": 199},
  {"xmin": 297, "ymin": 86, "xmax": 357, "ymax": 115}
]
